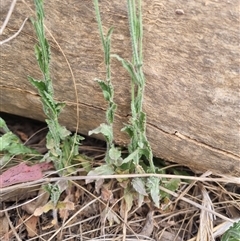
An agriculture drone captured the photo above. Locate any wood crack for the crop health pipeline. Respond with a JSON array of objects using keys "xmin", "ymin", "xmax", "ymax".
[
  {"xmin": 0, "ymin": 85, "xmax": 39, "ymax": 96},
  {"xmin": 147, "ymin": 123, "xmax": 240, "ymax": 160}
]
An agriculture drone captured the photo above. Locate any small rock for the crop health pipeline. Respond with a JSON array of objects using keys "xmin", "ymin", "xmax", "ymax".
[{"xmin": 175, "ymin": 9, "xmax": 184, "ymax": 15}]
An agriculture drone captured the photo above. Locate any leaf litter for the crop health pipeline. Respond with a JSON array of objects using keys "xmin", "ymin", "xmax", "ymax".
[{"xmin": 0, "ymin": 113, "xmax": 240, "ymax": 241}]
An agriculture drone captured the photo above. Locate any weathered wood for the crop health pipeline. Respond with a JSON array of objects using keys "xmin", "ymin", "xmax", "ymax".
[{"xmin": 0, "ymin": 0, "xmax": 239, "ymax": 175}]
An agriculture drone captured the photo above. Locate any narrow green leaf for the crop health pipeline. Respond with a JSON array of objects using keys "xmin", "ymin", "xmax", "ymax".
[
  {"xmin": 34, "ymin": 0, "xmax": 45, "ymax": 19},
  {"xmin": 111, "ymin": 54, "xmax": 140, "ymax": 84},
  {"xmin": 106, "ymin": 27, "xmax": 114, "ymax": 41},
  {"xmin": 0, "ymin": 118, "xmax": 10, "ymax": 133},
  {"xmin": 93, "ymin": 0, "xmax": 106, "ymax": 51},
  {"xmin": 42, "ymin": 91, "xmax": 57, "ymax": 115},
  {"xmin": 122, "ymin": 149, "xmax": 139, "ymax": 164},
  {"xmin": 34, "ymin": 44, "xmax": 44, "ymax": 71},
  {"xmin": 97, "ymin": 80, "xmax": 111, "ymax": 101},
  {"xmin": 121, "ymin": 124, "xmax": 134, "ymax": 137},
  {"xmin": 104, "ymin": 27, "xmax": 114, "ymax": 66},
  {"xmin": 27, "ymin": 76, "xmax": 46, "ymax": 91},
  {"xmin": 106, "ymin": 103, "xmax": 117, "ymax": 124},
  {"xmin": 138, "ymin": 111, "xmax": 146, "ymax": 132},
  {"xmin": 44, "ymin": 38, "xmax": 51, "ymax": 67}
]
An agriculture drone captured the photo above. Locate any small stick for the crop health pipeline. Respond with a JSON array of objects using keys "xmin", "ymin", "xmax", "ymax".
[
  {"xmin": 0, "ymin": 0, "xmax": 17, "ymax": 35},
  {"xmin": 0, "ymin": 0, "xmax": 28, "ymax": 45},
  {"xmin": 0, "ymin": 18, "xmax": 28, "ymax": 45}
]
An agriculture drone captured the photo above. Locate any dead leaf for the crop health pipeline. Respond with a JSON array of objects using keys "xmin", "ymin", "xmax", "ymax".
[
  {"xmin": 56, "ymin": 180, "xmax": 69, "ymax": 193},
  {"xmin": 158, "ymin": 230, "xmax": 182, "ymax": 241},
  {"xmin": 0, "ymin": 215, "xmax": 9, "ymax": 237},
  {"xmin": 58, "ymin": 201, "xmax": 75, "ymax": 220},
  {"xmin": 25, "ymin": 215, "xmax": 38, "ymax": 238},
  {"xmin": 33, "ymin": 207, "xmax": 44, "ymax": 217},
  {"xmin": 22, "ymin": 189, "xmax": 50, "ymax": 215},
  {"xmin": 35, "ymin": 189, "xmax": 50, "ymax": 209},
  {"xmin": 139, "ymin": 210, "xmax": 154, "ymax": 237},
  {"xmin": 0, "ymin": 162, "xmax": 53, "ymax": 188},
  {"xmin": 123, "ymin": 191, "xmax": 133, "ymax": 213},
  {"xmin": 120, "ymin": 199, "xmax": 126, "ymax": 219},
  {"xmin": 51, "ymin": 219, "xmax": 58, "ymax": 226},
  {"xmin": 101, "ymin": 207, "xmax": 120, "ymax": 226},
  {"xmin": 101, "ymin": 186, "xmax": 113, "ymax": 202},
  {"xmin": 74, "ymin": 188, "xmax": 82, "ymax": 202},
  {"xmin": 42, "ymin": 222, "xmax": 54, "ymax": 230},
  {"xmin": 95, "ymin": 179, "xmax": 104, "ymax": 193},
  {"xmin": 118, "ymin": 180, "xmax": 129, "ymax": 189},
  {"xmin": 22, "ymin": 200, "xmax": 38, "ymax": 215},
  {"xmin": 16, "ymin": 131, "xmax": 28, "ymax": 141},
  {"xmin": 34, "ymin": 201, "xmax": 54, "ymax": 216},
  {"xmin": 160, "ymin": 197, "xmax": 173, "ymax": 212}
]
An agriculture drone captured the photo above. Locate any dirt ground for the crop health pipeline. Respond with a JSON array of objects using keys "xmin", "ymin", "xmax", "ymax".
[{"xmin": 0, "ymin": 112, "xmax": 239, "ymax": 241}]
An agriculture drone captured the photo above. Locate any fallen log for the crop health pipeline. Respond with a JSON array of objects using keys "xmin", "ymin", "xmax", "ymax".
[{"xmin": 0, "ymin": 0, "xmax": 239, "ymax": 175}]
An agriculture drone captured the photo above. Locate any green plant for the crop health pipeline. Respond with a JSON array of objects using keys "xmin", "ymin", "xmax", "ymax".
[
  {"xmin": 89, "ymin": 0, "xmax": 117, "ymax": 167},
  {"xmin": 88, "ymin": 0, "xmax": 160, "ymax": 207},
  {"xmin": 113, "ymin": 0, "xmax": 160, "ymax": 205},
  {"xmin": 222, "ymin": 220, "xmax": 240, "ymax": 241},
  {"xmin": 0, "ymin": 117, "xmax": 38, "ymax": 165},
  {"xmin": 28, "ymin": 0, "xmax": 84, "ymax": 173},
  {"xmin": 113, "ymin": 0, "xmax": 160, "ymax": 206}
]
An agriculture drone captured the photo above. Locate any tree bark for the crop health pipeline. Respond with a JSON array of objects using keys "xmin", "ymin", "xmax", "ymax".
[{"xmin": 0, "ymin": 0, "xmax": 239, "ymax": 175}]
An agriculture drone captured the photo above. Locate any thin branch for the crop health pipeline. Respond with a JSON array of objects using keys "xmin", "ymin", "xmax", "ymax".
[
  {"xmin": 0, "ymin": 17, "xmax": 28, "ymax": 45},
  {"xmin": 0, "ymin": 0, "xmax": 17, "ymax": 35},
  {"xmin": 4, "ymin": 209, "xmax": 22, "ymax": 241},
  {"xmin": 0, "ymin": 0, "xmax": 28, "ymax": 45}
]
